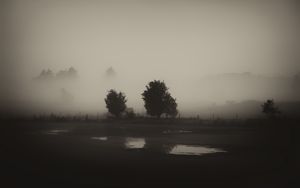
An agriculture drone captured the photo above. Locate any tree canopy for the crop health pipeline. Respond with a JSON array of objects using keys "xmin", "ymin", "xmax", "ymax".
[
  {"xmin": 142, "ymin": 80, "xmax": 178, "ymax": 118},
  {"xmin": 105, "ymin": 90, "xmax": 127, "ymax": 117},
  {"xmin": 164, "ymin": 93, "xmax": 178, "ymax": 118}
]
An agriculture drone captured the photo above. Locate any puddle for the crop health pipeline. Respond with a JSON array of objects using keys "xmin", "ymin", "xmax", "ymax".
[
  {"xmin": 46, "ymin": 129, "xmax": 69, "ymax": 135},
  {"xmin": 124, "ymin": 138, "xmax": 145, "ymax": 149},
  {"xmin": 168, "ymin": 145, "xmax": 226, "ymax": 156},
  {"xmin": 91, "ymin": 137, "xmax": 108, "ymax": 141},
  {"xmin": 163, "ymin": 130, "xmax": 192, "ymax": 134}
]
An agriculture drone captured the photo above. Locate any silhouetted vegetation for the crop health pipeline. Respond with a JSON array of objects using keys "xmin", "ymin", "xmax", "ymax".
[
  {"xmin": 35, "ymin": 69, "xmax": 54, "ymax": 81},
  {"xmin": 124, "ymin": 108, "xmax": 136, "ymax": 119},
  {"xmin": 56, "ymin": 67, "xmax": 78, "ymax": 80},
  {"xmin": 164, "ymin": 93, "xmax": 178, "ymax": 118},
  {"xmin": 142, "ymin": 80, "xmax": 178, "ymax": 118},
  {"xmin": 34, "ymin": 67, "xmax": 78, "ymax": 81},
  {"xmin": 105, "ymin": 90, "xmax": 127, "ymax": 118},
  {"xmin": 261, "ymin": 99, "xmax": 280, "ymax": 118}
]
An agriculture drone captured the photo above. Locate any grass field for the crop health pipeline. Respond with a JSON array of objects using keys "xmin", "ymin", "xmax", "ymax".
[{"xmin": 0, "ymin": 118, "xmax": 299, "ymax": 187}]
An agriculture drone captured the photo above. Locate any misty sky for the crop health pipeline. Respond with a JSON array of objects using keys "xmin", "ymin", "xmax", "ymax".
[
  {"xmin": 2, "ymin": 0, "xmax": 299, "ymax": 76},
  {"xmin": 1, "ymin": 0, "xmax": 300, "ymax": 115}
]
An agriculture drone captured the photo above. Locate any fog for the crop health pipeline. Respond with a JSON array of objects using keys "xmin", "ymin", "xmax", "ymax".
[{"xmin": 1, "ymin": 0, "xmax": 300, "ymax": 117}]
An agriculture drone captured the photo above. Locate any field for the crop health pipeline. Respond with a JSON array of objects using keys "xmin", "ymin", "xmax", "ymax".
[{"xmin": 1, "ymin": 118, "xmax": 299, "ymax": 187}]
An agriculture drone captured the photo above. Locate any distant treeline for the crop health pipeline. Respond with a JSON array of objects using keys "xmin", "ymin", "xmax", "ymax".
[{"xmin": 34, "ymin": 67, "xmax": 78, "ymax": 81}]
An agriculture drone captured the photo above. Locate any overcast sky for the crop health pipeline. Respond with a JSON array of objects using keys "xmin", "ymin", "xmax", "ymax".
[{"xmin": 2, "ymin": 0, "xmax": 299, "ymax": 76}]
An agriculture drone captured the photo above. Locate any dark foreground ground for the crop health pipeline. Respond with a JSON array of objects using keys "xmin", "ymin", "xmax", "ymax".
[{"xmin": 0, "ymin": 118, "xmax": 299, "ymax": 188}]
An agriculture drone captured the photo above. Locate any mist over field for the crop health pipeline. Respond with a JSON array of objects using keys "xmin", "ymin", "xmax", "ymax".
[
  {"xmin": 1, "ymin": 0, "xmax": 300, "ymax": 117},
  {"xmin": 1, "ymin": 2, "xmax": 300, "ymax": 187}
]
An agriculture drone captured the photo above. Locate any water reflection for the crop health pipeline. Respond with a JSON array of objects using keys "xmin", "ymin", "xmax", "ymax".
[
  {"xmin": 91, "ymin": 137, "xmax": 108, "ymax": 141},
  {"xmin": 46, "ymin": 129, "xmax": 69, "ymax": 135},
  {"xmin": 167, "ymin": 145, "xmax": 226, "ymax": 156},
  {"xmin": 124, "ymin": 138, "xmax": 145, "ymax": 149}
]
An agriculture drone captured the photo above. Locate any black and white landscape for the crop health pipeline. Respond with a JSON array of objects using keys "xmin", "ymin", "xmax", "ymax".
[{"xmin": 0, "ymin": 0, "xmax": 300, "ymax": 187}]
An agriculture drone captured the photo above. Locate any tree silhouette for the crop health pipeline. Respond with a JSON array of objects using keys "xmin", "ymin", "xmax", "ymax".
[
  {"xmin": 164, "ymin": 93, "xmax": 178, "ymax": 118},
  {"xmin": 56, "ymin": 67, "xmax": 78, "ymax": 80},
  {"xmin": 105, "ymin": 90, "xmax": 127, "ymax": 118},
  {"xmin": 142, "ymin": 80, "xmax": 178, "ymax": 118},
  {"xmin": 35, "ymin": 69, "xmax": 54, "ymax": 81},
  {"xmin": 261, "ymin": 99, "xmax": 280, "ymax": 118}
]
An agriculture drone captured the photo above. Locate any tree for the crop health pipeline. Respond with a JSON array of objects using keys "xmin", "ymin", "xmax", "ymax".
[
  {"xmin": 36, "ymin": 69, "xmax": 54, "ymax": 81},
  {"xmin": 105, "ymin": 90, "xmax": 127, "ymax": 118},
  {"xmin": 56, "ymin": 67, "xmax": 78, "ymax": 80},
  {"xmin": 261, "ymin": 99, "xmax": 280, "ymax": 118},
  {"xmin": 142, "ymin": 80, "xmax": 178, "ymax": 118},
  {"xmin": 164, "ymin": 93, "xmax": 178, "ymax": 118}
]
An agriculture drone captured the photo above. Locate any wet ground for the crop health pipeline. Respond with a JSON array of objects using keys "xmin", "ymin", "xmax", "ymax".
[{"xmin": 0, "ymin": 120, "xmax": 299, "ymax": 187}]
